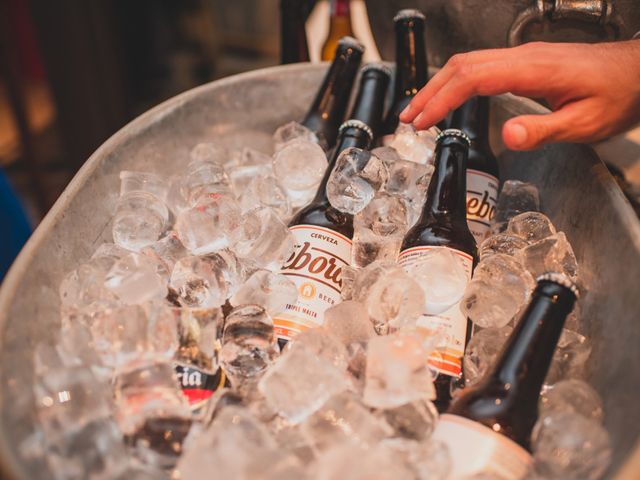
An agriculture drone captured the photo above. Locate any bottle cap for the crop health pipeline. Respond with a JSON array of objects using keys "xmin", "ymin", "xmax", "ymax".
[
  {"xmin": 339, "ymin": 120, "xmax": 373, "ymax": 141},
  {"xmin": 394, "ymin": 9, "xmax": 426, "ymax": 23},
  {"xmin": 536, "ymin": 273, "xmax": 580, "ymax": 298},
  {"xmin": 436, "ymin": 128, "xmax": 471, "ymax": 146},
  {"xmin": 338, "ymin": 36, "xmax": 366, "ymax": 54},
  {"xmin": 361, "ymin": 63, "xmax": 392, "ymax": 77}
]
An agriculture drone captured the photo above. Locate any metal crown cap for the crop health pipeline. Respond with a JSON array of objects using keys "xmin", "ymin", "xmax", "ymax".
[
  {"xmin": 536, "ymin": 273, "xmax": 580, "ymax": 298},
  {"xmin": 339, "ymin": 120, "xmax": 373, "ymax": 141},
  {"xmin": 338, "ymin": 36, "xmax": 366, "ymax": 53},
  {"xmin": 436, "ymin": 128, "xmax": 471, "ymax": 146},
  {"xmin": 394, "ymin": 9, "xmax": 426, "ymax": 23},
  {"xmin": 361, "ymin": 62, "xmax": 392, "ymax": 77}
]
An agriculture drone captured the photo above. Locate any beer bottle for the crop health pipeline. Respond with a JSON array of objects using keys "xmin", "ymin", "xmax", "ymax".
[
  {"xmin": 432, "ymin": 274, "xmax": 578, "ymax": 479},
  {"xmin": 303, "ymin": 36, "xmax": 364, "ymax": 150},
  {"xmin": 280, "ymin": 0, "xmax": 311, "ymax": 64},
  {"xmin": 398, "ymin": 129, "xmax": 478, "ymax": 411},
  {"xmin": 450, "ymin": 96, "xmax": 500, "ymax": 244},
  {"xmin": 275, "ymin": 64, "xmax": 390, "ymax": 346},
  {"xmin": 321, "ymin": 0, "xmax": 355, "ymax": 61},
  {"xmin": 380, "ymin": 9, "xmax": 428, "ymax": 144}
]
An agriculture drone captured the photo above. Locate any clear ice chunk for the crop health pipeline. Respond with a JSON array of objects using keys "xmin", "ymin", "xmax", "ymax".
[
  {"xmin": 104, "ymin": 252, "xmax": 168, "ymax": 305},
  {"xmin": 119, "ymin": 170, "xmax": 168, "ymax": 200},
  {"xmin": 404, "ymin": 248, "xmax": 469, "ymax": 315},
  {"xmin": 531, "ymin": 411, "xmax": 611, "ymax": 480},
  {"xmin": 507, "ymin": 211, "xmax": 557, "ymax": 243},
  {"xmin": 518, "ymin": 231, "xmax": 579, "ymax": 281},
  {"xmin": 273, "ymin": 121, "xmax": 319, "ymax": 152},
  {"xmin": 389, "ymin": 124, "xmax": 439, "ymax": 165},
  {"xmin": 220, "ymin": 305, "xmax": 279, "ymax": 385},
  {"xmin": 326, "ymin": 147, "xmax": 389, "ymax": 215},
  {"xmin": 539, "ymin": 379, "xmax": 604, "ymax": 422},
  {"xmin": 286, "ymin": 327, "xmax": 349, "ymax": 373},
  {"xmin": 323, "ymin": 300, "xmax": 375, "ymax": 346},
  {"xmin": 189, "ymin": 142, "xmax": 228, "ymax": 165},
  {"xmin": 141, "ymin": 231, "xmax": 188, "ymax": 276},
  {"xmin": 273, "ymin": 139, "xmax": 327, "ymax": 191},
  {"xmin": 545, "ymin": 328, "xmax": 592, "ymax": 385},
  {"xmin": 492, "ymin": 180, "xmax": 540, "ymax": 233},
  {"xmin": 112, "ymin": 191, "xmax": 169, "ymax": 251},
  {"xmin": 229, "ymin": 269, "xmax": 298, "ymax": 316},
  {"xmin": 463, "ymin": 325, "xmax": 513, "ymax": 387},
  {"xmin": 227, "ymin": 163, "xmax": 273, "ymax": 194},
  {"xmin": 479, "ymin": 233, "xmax": 528, "ymax": 260},
  {"xmin": 363, "ymin": 332, "xmax": 436, "ymax": 409},
  {"xmin": 238, "ymin": 175, "xmax": 291, "ymax": 222},
  {"xmin": 461, "ymin": 254, "xmax": 535, "ymax": 329},
  {"xmin": 353, "ymin": 262, "xmax": 424, "ymax": 332},
  {"xmin": 169, "ymin": 255, "xmax": 228, "ymax": 308},
  {"xmin": 258, "ymin": 343, "xmax": 347, "ymax": 424},
  {"xmin": 379, "ymin": 399, "xmax": 439, "ymax": 441},
  {"xmin": 339, "ymin": 265, "xmax": 358, "ymax": 301}
]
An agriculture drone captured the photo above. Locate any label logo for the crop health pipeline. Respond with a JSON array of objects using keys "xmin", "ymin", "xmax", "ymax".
[{"xmin": 300, "ymin": 282, "xmax": 316, "ymax": 299}]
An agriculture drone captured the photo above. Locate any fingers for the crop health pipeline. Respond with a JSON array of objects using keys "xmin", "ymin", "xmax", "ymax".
[{"xmin": 501, "ymin": 102, "xmax": 588, "ymax": 150}]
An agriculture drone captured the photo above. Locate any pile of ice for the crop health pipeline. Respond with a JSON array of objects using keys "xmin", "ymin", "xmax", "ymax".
[{"xmin": 27, "ymin": 122, "xmax": 610, "ymax": 479}]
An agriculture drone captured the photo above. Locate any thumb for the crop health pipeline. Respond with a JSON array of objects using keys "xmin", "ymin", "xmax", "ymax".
[{"xmin": 502, "ymin": 105, "xmax": 583, "ymax": 151}]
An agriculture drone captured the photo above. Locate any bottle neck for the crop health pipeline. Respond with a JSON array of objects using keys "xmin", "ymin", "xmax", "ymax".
[
  {"xmin": 314, "ymin": 127, "xmax": 371, "ymax": 203},
  {"xmin": 488, "ymin": 281, "xmax": 576, "ymax": 404},
  {"xmin": 451, "ymin": 96, "xmax": 490, "ymax": 152},
  {"xmin": 420, "ymin": 138, "xmax": 468, "ymax": 224},
  {"xmin": 393, "ymin": 21, "xmax": 427, "ymax": 104},
  {"xmin": 329, "ymin": 0, "xmax": 351, "ymax": 18}
]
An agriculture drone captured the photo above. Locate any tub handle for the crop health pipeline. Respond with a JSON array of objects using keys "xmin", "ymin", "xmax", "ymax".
[{"xmin": 507, "ymin": 0, "xmax": 623, "ymax": 47}]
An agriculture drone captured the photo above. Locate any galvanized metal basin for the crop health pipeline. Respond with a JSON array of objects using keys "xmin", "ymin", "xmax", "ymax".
[{"xmin": 0, "ymin": 63, "xmax": 638, "ymax": 478}]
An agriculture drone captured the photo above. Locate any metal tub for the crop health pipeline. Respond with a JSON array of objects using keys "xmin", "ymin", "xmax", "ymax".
[{"xmin": 0, "ymin": 63, "xmax": 638, "ymax": 478}]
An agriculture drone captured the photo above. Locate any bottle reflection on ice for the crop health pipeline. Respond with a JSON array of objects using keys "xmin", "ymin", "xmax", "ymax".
[
  {"xmin": 450, "ymin": 96, "xmax": 500, "ymax": 243},
  {"xmin": 275, "ymin": 64, "xmax": 390, "ymax": 347},
  {"xmin": 398, "ymin": 129, "xmax": 478, "ymax": 412},
  {"xmin": 432, "ymin": 274, "xmax": 578, "ymax": 480}
]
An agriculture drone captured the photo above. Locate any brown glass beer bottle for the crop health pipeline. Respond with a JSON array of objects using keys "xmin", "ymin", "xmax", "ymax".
[
  {"xmin": 321, "ymin": 0, "xmax": 356, "ymax": 61},
  {"xmin": 432, "ymin": 274, "xmax": 578, "ymax": 479},
  {"xmin": 449, "ymin": 96, "xmax": 500, "ymax": 244},
  {"xmin": 274, "ymin": 64, "xmax": 390, "ymax": 346},
  {"xmin": 280, "ymin": 0, "xmax": 311, "ymax": 64},
  {"xmin": 398, "ymin": 128, "xmax": 478, "ymax": 412},
  {"xmin": 303, "ymin": 36, "xmax": 364, "ymax": 150}
]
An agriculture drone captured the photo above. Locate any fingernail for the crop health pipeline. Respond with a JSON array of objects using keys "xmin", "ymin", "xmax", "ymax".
[
  {"xmin": 413, "ymin": 112, "xmax": 425, "ymax": 126},
  {"xmin": 400, "ymin": 104, "xmax": 412, "ymax": 118},
  {"xmin": 508, "ymin": 123, "xmax": 528, "ymax": 146}
]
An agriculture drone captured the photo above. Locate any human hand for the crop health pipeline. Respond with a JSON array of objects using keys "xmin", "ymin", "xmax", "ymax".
[{"xmin": 399, "ymin": 41, "xmax": 640, "ymax": 150}]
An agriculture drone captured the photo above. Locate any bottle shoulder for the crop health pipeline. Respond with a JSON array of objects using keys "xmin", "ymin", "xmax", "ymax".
[
  {"xmin": 401, "ymin": 222, "xmax": 478, "ymax": 259},
  {"xmin": 290, "ymin": 202, "xmax": 354, "ymax": 238}
]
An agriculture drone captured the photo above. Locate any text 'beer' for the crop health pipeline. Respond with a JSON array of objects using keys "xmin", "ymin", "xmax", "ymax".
[
  {"xmin": 381, "ymin": 9, "xmax": 428, "ymax": 144},
  {"xmin": 398, "ymin": 129, "xmax": 478, "ymax": 411},
  {"xmin": 275, "ymin": 64, "xmax": 390, "ymax": 346},
  {"xmin": 450, "ymin": 96, "xmax": 500, "ymax": 243},
  {"xmin": 433, "ymin": 274, "xmax": 578, "ymax": 479},
  {"xmin": 303, "ymin": 36, "xmax": 364, "ymax": 150}
]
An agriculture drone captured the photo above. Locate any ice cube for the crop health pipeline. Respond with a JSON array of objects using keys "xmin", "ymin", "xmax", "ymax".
[
  {"xmin": 273, "ymin": 121, "xmax": 319, "ymax": 152},
  {"xmin": 301, "ymin": 392, "xmax": 392, "ymax": 454},
  {"xmin": 545, "ymin": 328, "xmax": 591, "ymax": 385},
  {"xmin": 59, "ymin": 260, "xmax": 118, "ymax": 312},
  {"xmin": 405, "ymin": 248, "xmax": 469, "ymax": 315},
  {"xmin": 175, "ymin": 307, "xmax": 222, "ymax": 372},
  {"xmin": 112, "ymin": 191, "xmax": 169, "ymax": 251},
  {"xmin": 119, "ymin": 170, "xmax": 169, "ymax": 200},
  {"xmin": 141, "ymin": 231, "xmax": 188, "ymax": 276},
  {"xmin": 326, "ymin": 147, "xmax": 388, "ymax": 214},
  {"xmin": 227, "ymin": 163, "xmax": 273, "ymax": 194},
  {"xmin": 507, "ymin": 211, "xmax": 556, "ymax": 243},
  {"xmin": 169, "ymin": 255, "xmax": 228, "ymax": 308},
  {"xmin": 232, "ymin": 207, "xmax": 295, "ymax": 270},
  {"xmin": 340, "ymin": 265, "xmax": 358, "ymax": 301},
  {"xmin": 175, "ymin": 194, "xmax": 242, "ymax": 255},
  {"xmin": 379, "ymin": 399, "xmax": 439, "ymax": 441},
  {"xmin": 258, "ymin": 343, "xmax": 347, "ymax": 423},
  {"xmin": 104, "ymin": 252, "xmax": 168, "ymax": 305},
  {"xmin": 238, "ymin": 175, "xmax": 291, "ymax": 221},
  {"xmin": 461, "ymin": 254, "xmax": 535, "ymax": 328},
  {"xmin": 229, "ymin": 269, "xmax": 298, "ymax": 316},
  {"xmin": 273, "ymin": 139, "xmax": 327, "ymax": 191},
  {"xmin": 518, "ymin": 231, "xmax": 579, "ymax": 281},
  {"xmin": 286, "ymin": 328, "xmax": 349, "ymax": 373},
  {"xmin": 183, "ymin": 160, "xmax": 232, "ymax": 206},
  {"xmin": 189, "ymin": 142, "xmax": 228, "ymax": 165},
  {"xmin": 531, "ymin": 411, "xmax": 611, "ymax": 480},
  {"xmin": 220, "ymin": 305, "xmax": 279, "ymax": 385},
  {"xmin": 539, "ymin": 379, "xmax": 603, "ymax": 422},
  {"xmin": 492, "ymin": 180, "xmax": 540, "ymax": 233},
  {"xmin": 463, "ymin": 325, "xmax": 513, "ymax": 387},
  {"xmin": 363, "ymin": 333, "xmax": 436, "ymax": 409},
  {"xmin": 353, "ymin": 262, "xmax": 424, "ymax": 332},
  {"xmin": 239, "ymin": 146, "xmax": 272, "ymax": 167},
  {"xmin": 323, "ymin": 301, "xmax": 375, "ymax": 346},
  {"xmin": 479, "ymin": 233, "xmax": 528, "ymax": 260},
  {"xmin": 389, "ymin": 124, "xmax": 439, "ymax": 165},
  {"xmin": 383, "ymin": 438, "xmax": 452, "ymax": 480}
]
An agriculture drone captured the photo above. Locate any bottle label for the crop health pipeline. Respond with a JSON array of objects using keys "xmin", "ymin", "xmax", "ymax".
[
  {"xmin": 432, "ymin": 414, "xmax": 533, "ymax": 479},
  {"xmin": 274, "ymin": 225, "xmax": 352, "ymax": 341},
  {"xmin": 174, "ymin": 363, "xmax": 226, "ymax": 412},
  {"xmin": 466, "ymin": 169, "xmax": 499, "ymax": 244},
  {"xmin": 330, "ymin": 0, "xmax": 350, "ymax": 17},
  {"xmin": 397, "ymin": 246, "xmax": 473, "ymax": 377}
]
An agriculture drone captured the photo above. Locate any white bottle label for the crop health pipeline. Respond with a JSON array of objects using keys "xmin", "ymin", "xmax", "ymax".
[
  {"xmin": 397, "ymin": 246, "xmax": 473, "ymax": 377},
  {"xmin": 274, "ymin": 225, "xmax": 352, "ymax": 341},
  {"xmin": 432, "ymin": 414, "xmax": 533, "ymax": 479},
  {"xmin": 466, "ymin": 169, "xmax": 499, "ymax": 244}
]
